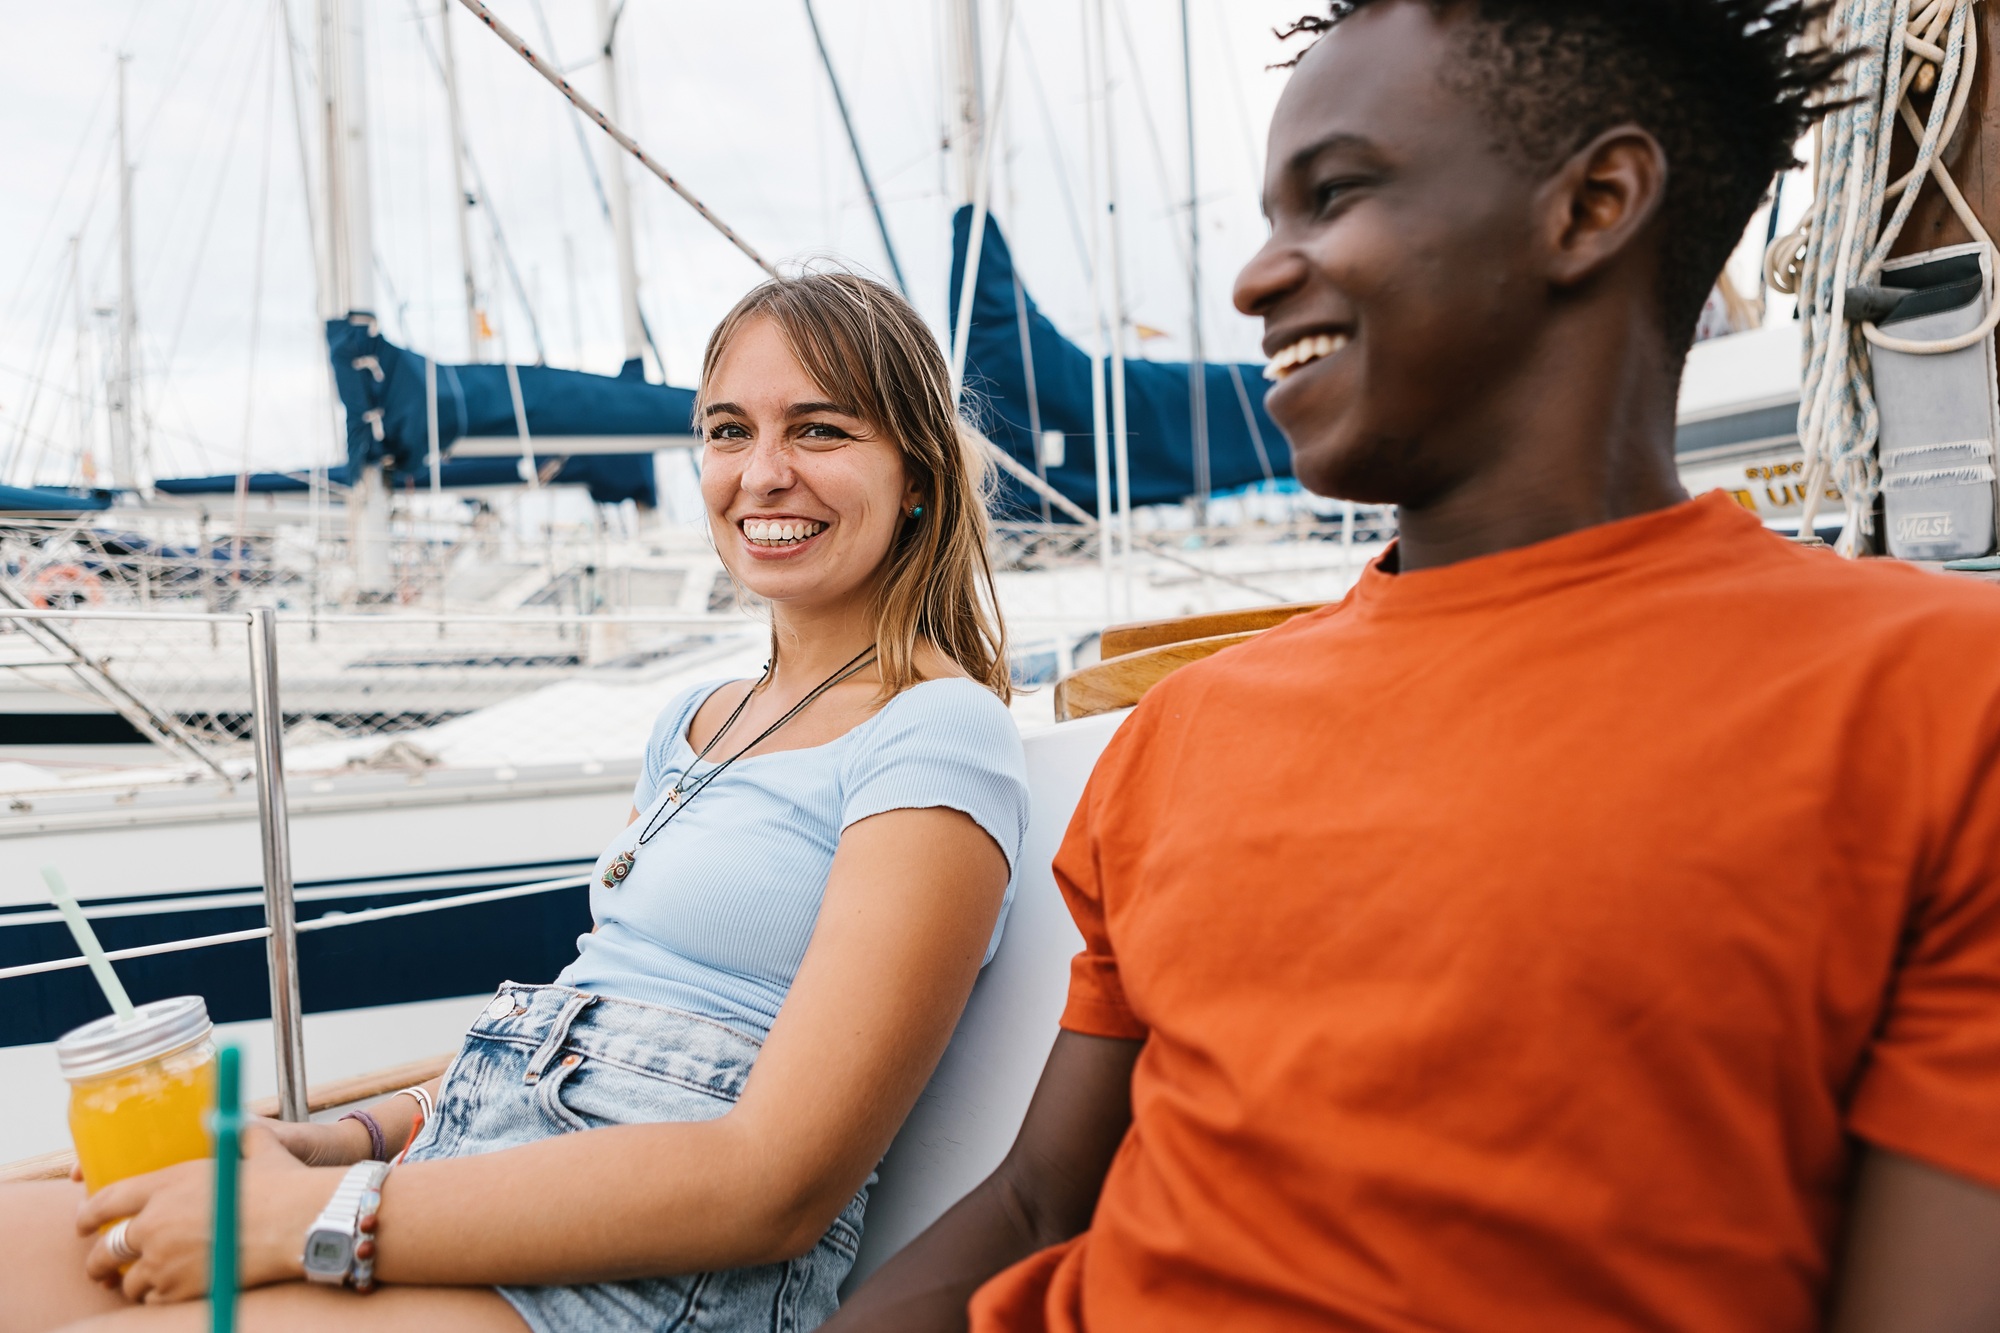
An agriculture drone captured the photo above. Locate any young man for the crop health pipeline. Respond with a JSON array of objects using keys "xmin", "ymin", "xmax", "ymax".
[{"xmin": 832, "ymin": 2, "xmax": 2000, "ymax": 1329}]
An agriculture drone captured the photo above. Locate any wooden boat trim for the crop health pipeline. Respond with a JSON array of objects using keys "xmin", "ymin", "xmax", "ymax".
[
  {"xmin": 1098, "ymin": 601, "xmax": 1328, "ymax": 659},
  {"xmin": 0, "ymin": 1052, "xmax": 454, "ymax": 1184},
  {"xmin": 1054, "ymin": 630, "xmax": 1263, "ymax": 721}
]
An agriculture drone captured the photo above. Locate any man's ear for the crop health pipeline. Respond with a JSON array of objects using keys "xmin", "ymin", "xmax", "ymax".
[{"xmin": 1537, "ymin": 125, "xmax": 1668, "ymax": 289}]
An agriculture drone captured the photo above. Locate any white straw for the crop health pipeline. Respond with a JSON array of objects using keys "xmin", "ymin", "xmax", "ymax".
[{"xmin": 41, "ymin": 867, "xmax": 136, "ymax": 1023}]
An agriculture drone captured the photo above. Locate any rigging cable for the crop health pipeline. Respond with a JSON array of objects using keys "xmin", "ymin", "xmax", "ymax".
[
  {"xmin": 407, "ymin": 0, "xmax": 549, "ymax": 364},
  {"xmin": 236, "ymin": 28, "xmax": 284, "ymax": 580},
  {"xmin": 0, "ymin": 67, "xmax": 115, "ymax": 336},
  {"xmin": 160, "ymin": 5, "xmax": 277, "ymax": 377},
  {"xmin": 452, "ymin": 0, "xmax": 780, "ymax": 278},
  {"xmin": 1113, "ymin": 0, "xmax": 1273, "ymax": 484},
  {"xmin": 523, "ymin": 0, "xmax": 670, "ymax": 377},
  {"xmin": 802, "ymin": 0, "xmax": 910, "ymax": 295}
]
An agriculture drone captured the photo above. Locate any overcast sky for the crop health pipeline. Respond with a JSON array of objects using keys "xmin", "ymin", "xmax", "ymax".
[{"xmin": 0, "ymin": 0, "xmax": 1319, "ymax": 487}]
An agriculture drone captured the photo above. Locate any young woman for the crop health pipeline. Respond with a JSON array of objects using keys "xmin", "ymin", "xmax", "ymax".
[{"xmin": 0, "ymin": 272, "xmax": 1030, "ymax": 1333}]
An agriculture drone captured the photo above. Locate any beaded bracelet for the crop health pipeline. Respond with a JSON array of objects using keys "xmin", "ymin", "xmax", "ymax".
[{"xmin": 338, "ymin": 1110, "xmax": 388, "ymax": 1162}]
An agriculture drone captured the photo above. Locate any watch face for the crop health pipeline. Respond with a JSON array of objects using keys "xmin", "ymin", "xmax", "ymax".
[{"xmin": 306, "ymin": 1232, "xmax": 350, "ymax": 1271}]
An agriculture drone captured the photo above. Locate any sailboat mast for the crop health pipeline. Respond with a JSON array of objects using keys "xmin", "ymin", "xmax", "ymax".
[
  {"xmin": 320, "ymin": 0, "xmax": 376, "ymax": 319},
  {"xmin": 437, "ymin": 0, "xmax": 482, "ymax": 361},
  {"xmin": 948, "ymin": 0, "xmax": 985, "ymax": 205},
  {"xmin": 320, "ymin": 0, "xmax": 389, "ymax": 593},
  {"xmin": 1180, "ymin": 0, "xmax": 1208, "ymax": 525},
  {"xmin": 595, "ymin": 0, "xmax": 649, "ymax": 376},
  {"xmin": 109, "ymin": 55, "xmax": 138, "ymax": 492},
  {"xmin": 1095, "ymin": 0, "xmax": 1131, "ymax": 588},
  {"xmin": 71, "ymin": 236, "xmax": 90, "ymax": 478}
]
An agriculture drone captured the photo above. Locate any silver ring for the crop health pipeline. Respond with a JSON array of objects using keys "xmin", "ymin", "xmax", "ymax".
[{"xmin": 105, "ymin": 1217, "xmax": 139, "ymax": 1264}]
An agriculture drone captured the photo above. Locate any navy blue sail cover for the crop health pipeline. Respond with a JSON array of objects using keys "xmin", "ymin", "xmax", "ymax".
[
  {"xmin": 0, "ymin": 484, "xmax": 112, "ymax": 511},
  {"xmin": 948, "ymin": 205, "xmax": 1291, "ymax": 517},
  {"xmin": 152, "ymin": 455, "xmax": 658, "ymax": 500},
  {"xmin": 321, "ymin": 315, "xmax": 693, "ymax": 507}
]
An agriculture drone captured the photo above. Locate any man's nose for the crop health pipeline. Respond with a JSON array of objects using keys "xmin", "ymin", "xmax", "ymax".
[{"xmin": 1234, "ymin": 235, "xmax": 1309, "ymax": 320}]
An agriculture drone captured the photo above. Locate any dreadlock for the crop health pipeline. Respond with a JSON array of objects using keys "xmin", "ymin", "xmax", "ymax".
[{"xmin": 1277, "ymin": 1, "xmax": 1848, "ymax": 348}]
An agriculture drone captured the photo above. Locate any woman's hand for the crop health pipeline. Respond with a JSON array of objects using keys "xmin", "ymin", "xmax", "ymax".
[
  {"xmin": 254, "ymin": 1114, "xmax": 374, "ymax": 1167},
  {"xmin": 75, "ymin": 1122, "xmax": 339, "ymax": 1303}
]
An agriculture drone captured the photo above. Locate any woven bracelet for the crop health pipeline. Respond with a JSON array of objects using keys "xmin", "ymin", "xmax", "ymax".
[{"xmin": 339, "ymin": 1110, "xmax": 388, "ymax": 1162}]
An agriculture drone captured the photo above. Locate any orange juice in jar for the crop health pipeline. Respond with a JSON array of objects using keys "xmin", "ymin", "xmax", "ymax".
[{"xmin": 57, "ymin": 996, "xmax": 217, "ymax": 1193}]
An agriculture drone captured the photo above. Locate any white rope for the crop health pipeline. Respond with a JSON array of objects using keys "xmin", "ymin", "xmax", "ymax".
[
  {"xmin": 0, "ymin": 875, "xmax": 587, "ymax": 983},
  {"xmin": 451, "ymin": 0, "xmax": 778, "ymax": 279},
  {"xmin": 1782, "ymin": 0, "xmax": 1994, "ymax": 553}
]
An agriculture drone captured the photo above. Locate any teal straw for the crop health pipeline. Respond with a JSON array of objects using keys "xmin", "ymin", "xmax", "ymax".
[
  {"xmin": 209, "ymin": 1045, "xmax": 241, "ymax": 1333},
  {"xmin": 40, "ymin": 867, "xmax": 135, "ymax": 1023}
]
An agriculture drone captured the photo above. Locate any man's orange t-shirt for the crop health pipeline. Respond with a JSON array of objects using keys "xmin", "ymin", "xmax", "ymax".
[{"xmin": 970, "ymin": 492, "xmax": 2000, "ymax": 1333}]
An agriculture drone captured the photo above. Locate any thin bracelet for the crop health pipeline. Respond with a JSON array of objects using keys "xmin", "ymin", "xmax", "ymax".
[
  {"xmin": 338, "ymin": 1110, "xmax": 388, "ymax": 1162},
  {"xmin": 392, "ymin": 1085, "xmax": 436, "ymax": 1163},
  {"xmin": 393, "ymin": 1085, "xmax": 435, "ymax": 1129}
]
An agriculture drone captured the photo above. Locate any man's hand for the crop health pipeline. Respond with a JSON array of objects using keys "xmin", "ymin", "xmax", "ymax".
[
  {"xmin": 74, "ymin": 1122, "xmax": 337, "ymax": 1303},
  {"xmin": 1831, "ymin": 1147, "xmax": 2000, "ymax": 1333},
  {"xmin": 825, "ymin": 1031, "xmax": 1141, "ymax": 1332}
]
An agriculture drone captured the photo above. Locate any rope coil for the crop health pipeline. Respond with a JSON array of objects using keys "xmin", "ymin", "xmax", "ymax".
[{"xmin": 1772, "ymin": 0, "xmax": 1995, "ymax": 554}]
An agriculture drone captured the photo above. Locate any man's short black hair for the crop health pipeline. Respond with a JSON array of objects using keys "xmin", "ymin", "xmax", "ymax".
[{"xmin": 1282, "ymin": 1, "xmax": 1847, "ymax": 349}]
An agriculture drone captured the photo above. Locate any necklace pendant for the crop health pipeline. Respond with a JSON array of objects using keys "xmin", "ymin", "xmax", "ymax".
[
  {"xmin": 602, "ymin": 850, "xmax": 636, "ymax": 889},
  {"xmin": 666, "ymin": 785, "xmax": 684, "ymax": 806}
]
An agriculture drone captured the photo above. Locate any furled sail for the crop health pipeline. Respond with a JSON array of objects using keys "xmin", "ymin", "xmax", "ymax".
[
  {"xmin": 319, "ymin": 313, "xmax": 696, "ymax": 507},
  {"xmin": 948, "ymin": 206, "xmax": 1291, "ymax": 517},
  {"xmin": 0, "ymin": 484, "xmax": 112, "ymax": 512}
]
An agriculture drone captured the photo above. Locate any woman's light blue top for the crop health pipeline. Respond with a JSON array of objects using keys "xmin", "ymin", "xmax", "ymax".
[{"xmin": 558, "ymin": 676, "xmax": 1031, "ymax": 1043}]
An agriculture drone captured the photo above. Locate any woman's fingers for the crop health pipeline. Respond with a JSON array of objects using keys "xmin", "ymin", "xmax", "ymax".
[
  {"xmin": 75, "ymin": 1166, "xmax": 169, "ymax": 1235},
  {"xmin": 81, "ymin": 1217, "xmax": 132, "ymax": 1285}
]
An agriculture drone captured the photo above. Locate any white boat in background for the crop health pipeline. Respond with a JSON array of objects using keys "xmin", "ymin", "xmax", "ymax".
[{"xmin": 1675, "ymin": 321, "xmax": 1834, "ymax": 534}]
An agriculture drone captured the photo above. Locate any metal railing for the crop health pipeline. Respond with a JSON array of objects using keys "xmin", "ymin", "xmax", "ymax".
[
  {"xmin": 0, "ymin": 604, "xmax": 739, "ymax": 1121},
  {"xmin": 0, "ymin": 605, "xmax": 311, "ymax": 1118}
]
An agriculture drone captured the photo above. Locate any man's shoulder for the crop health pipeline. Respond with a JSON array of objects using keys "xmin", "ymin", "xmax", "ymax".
[
  {"xmin": 1131, "ymin": 600, "xmax": 1352, "ymax": 717},
  {"xmin": 1726, "ymin": 539, "xmax": 2000, "ymax": 649}
]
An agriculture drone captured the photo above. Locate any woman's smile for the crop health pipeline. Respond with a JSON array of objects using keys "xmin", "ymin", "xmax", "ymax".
[{"xmin": 737, "ymin": 514, "xmax": 832, "ymax": 559}]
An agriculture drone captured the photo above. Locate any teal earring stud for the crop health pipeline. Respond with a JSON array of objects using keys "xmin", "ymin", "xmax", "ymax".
[{"xmin": 910, "ymin": 505, "xmax": 925, "ymax": 518}]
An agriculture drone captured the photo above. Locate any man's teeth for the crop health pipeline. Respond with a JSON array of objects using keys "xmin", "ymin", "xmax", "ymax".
[
  {"xmin": 742, "ymin": 519, "xmax": 827, "ymax": 546},
  {"xmin": 1262, "ymin": 332, "xmax": 1352, "ymax": 382}
]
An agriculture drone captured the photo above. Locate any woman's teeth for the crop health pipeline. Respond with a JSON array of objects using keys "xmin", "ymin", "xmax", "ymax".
[
  {"xmin": 1263, "ymin": 332, "xmax": 1352, "ymax": 382},
  {"xmin": 742, "ymin": 519, "xmax": 827, "ymax": 547}
]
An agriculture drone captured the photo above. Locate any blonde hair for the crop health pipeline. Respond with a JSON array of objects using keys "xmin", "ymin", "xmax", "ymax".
[{"xmin": 695, "ymin": 271, "xmax": 1011, "ymax": 702}]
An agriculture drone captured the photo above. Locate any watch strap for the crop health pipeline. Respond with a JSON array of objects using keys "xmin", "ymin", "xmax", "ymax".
[{"xmin": 304, "ymin": 1160, "xmax": 393, "ymax": 1285}]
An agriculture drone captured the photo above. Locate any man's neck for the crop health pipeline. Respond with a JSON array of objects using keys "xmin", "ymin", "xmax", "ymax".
[{"xmin": 1392, "ymin": 310, "xmax": 1690, "ymax": 573}]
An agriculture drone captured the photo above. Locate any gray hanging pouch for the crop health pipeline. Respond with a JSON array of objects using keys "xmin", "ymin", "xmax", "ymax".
[{"xmin": 1870, "ymin": 244, "xmax": 2000, "ymax": 561}]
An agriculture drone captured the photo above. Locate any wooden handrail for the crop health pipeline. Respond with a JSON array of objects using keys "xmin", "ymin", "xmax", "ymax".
[
  {"xmin": 1098, "ymin": 601, "xmax": 1327, "ymax": 660},
  {"xmin": 0, "ymin": 1053, "xmax": 455, "ymax": 1185},
  {"xmin": 1053, "ymin": 630, "xmax": 1262, "ymax": 721}
]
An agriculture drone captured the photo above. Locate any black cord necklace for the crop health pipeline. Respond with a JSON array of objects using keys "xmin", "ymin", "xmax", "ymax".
[{"xmin": 601, "ymin": 643, "xmax": 880, "ymax": 889}]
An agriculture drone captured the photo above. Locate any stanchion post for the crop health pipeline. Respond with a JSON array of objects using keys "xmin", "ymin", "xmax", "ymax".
[{"xmin": 245, "ymin": 608, "xmax": 308, "ymax": 1121}]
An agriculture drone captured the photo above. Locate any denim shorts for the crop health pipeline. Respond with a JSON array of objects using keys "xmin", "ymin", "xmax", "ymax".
[{"xmin": 403, "ymin": 982, "xmax": 868, "ymax": 1332}]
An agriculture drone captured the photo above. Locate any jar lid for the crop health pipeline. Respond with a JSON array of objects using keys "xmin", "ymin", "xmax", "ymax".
[{"xmin": 55, "ymin": 996, "xmax": 212, "ymax": 1082}]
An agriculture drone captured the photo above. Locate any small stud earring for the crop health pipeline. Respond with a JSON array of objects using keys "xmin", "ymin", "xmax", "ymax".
[{"xmin": 909, "ymin": 505, "xmax": 925, "ymax": 518}]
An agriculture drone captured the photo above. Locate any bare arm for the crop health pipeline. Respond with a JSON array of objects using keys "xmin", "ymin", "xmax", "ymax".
[
  {"xmin": 80, "ymin": 804, "xmax": 1010, "ymax": 1293},
  {"xmin": 824, "ymin": 1029, "xmax": 1142, "ymax": 1332},
  {"xmin": 266, "ymin": 807, "xmax": 648, "ymax": 1168},
  {"xmin": 1830, "ymin": 1147, "xmax": 2000, "ymax": 1333}
]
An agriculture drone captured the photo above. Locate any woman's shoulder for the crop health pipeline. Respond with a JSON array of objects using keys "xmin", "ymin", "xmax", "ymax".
[
  {"xmin": 643, "ymin": 678, "xmax": 732, "ymax": 756},
  {"xmin": 877, "ymin": 675, "xmax": 1018, "ymax": 733},
  {"xmin": 846, "ymin": 676, "xmax": 1025, "ymax": 778}
]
